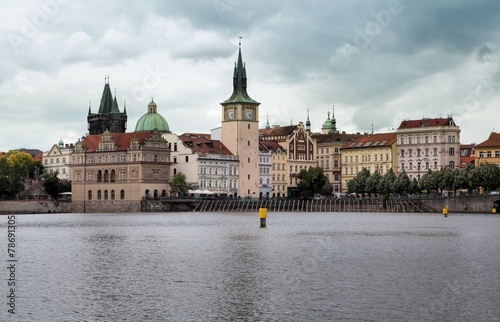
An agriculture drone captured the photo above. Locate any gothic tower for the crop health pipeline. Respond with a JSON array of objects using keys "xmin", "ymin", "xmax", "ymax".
[
  {"xmin": 221, "ymin": 42, "xmax": 260, "ymax": 198},
  {"xmin": 87, "ymin": 77, "xmax": 127, "ymax": 134}
]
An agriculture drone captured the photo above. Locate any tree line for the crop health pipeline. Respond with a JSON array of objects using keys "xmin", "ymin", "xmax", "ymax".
[
  {"xmin": 0, "ymin": 150, "xmax": 70, "ymax": 200},
  {"xmin": 346, "ymin": 163, "xmax": 500, "ymax": 196}
]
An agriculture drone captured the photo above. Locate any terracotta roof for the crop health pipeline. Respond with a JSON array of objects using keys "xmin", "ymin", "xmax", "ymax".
[
  {"xmin": 398, "ymin": 117, "xmax": 457, "ymax": 129},
  {"xmin": 341, "ymin": 132, "xmax": 397, "ymax": 149},
  {"xmin": 178, "ymin": 133, "xmax": 233, "ymax": 155},
  {"xmin": 259, "ymin": 125, "xmax": 296, "ymax": 138},
  {"xmin": 476, "ymin": 132, "xmax": 500, "ymax": 147},
  {"xmin": 82, "ymin": 132, "xmax": 152, "ymax": 152}
]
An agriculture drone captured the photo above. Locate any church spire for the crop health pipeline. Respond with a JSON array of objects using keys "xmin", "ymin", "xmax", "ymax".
[
  {"xmin": 266, "ymin": 111, "xmax": 271, "ymax": 129},
  {"xmin": 222, "ymin": 40, "xmax": 259, "ymax": 104},
  {"xmin": 306, "ymin": 108, "xmax": 311, "ymax": 132},
  {"xmin": 330, "ymin": 105, "xmax": 337, "ymax": 134}
]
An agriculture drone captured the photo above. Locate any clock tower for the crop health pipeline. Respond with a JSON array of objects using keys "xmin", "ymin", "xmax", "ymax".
[{"xmin": 221, "ymin": 42, "xmax": 260, "ymax": 198}]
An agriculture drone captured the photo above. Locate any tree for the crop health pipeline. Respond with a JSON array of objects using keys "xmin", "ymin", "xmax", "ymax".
[
  {"xmin": 393, "ymin": 170, "xmax": 411, "ymax": 195},
  {"xmin": 420, "ymin": 169, "xmax": 439, "ymax": 193},
  {"xmin": 366, "ymin": 172, "xmax": 382, "ymax": 195},
  {"xmin": 42, "ymin": 172, "xmax": 60, "ymax": 199},
  {"xmin": 297, "ymin": 167, "xmax": 330, "ymax": 198},
  {"xmin": 378, "ymin": 168, "xmax": 396, "ymax": 195},
  {"xmin": 170, "ymin": 172, "xmax": 188, "ymax": 196}
]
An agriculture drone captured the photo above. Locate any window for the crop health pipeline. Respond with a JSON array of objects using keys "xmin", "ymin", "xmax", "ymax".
[
  {"xmin": 111, "ymin": 190, "xmax": 115, "ymax": 200},
  {"xmin": 185, "ymin": 156, "xmax": 189, "ymax": 162},
  {"xmin": 400, "ymin": 138, "xmax": 404, "ymax": 145},
  {"xmin": 98, "ymin": 190, "xmax": 102, "ymax": 200},
  {"xmin": 88, "ymin": 190, "xmax": 92, "ymax": 200},
  {"xmin": 434, "ymin": 148, "xmax": 438, "ymax": 156},
  {"xmin": 449, "ymin": 148, "xmax": 455, "ymax": 156},
  {"xmin": 400, "ymin": 150, "xmax": 405, "ymax": 158},
  {"xmin": 449, "ymin": 161, "xmax": 455, "ymax": 169},
  {"xmin": 104, "ymin": 190, "xmax": 108, "ymax": 200},
  {"xmin": 120, "ymin": 190, "xmax": 125, "ymax": 200}
]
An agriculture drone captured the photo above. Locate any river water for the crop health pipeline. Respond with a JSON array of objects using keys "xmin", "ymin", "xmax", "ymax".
[{"xmin": 1, "ymin": 212, "xmax": 500, "ymax": 321}]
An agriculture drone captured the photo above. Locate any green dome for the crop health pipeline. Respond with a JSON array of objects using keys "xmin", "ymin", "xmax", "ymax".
[
  {"xmin": 135, "ymin": 100, "xmax": 170, "ymax": 133},
  {"xmin": 322, "ymin": 118, "xmax": 332, "ymax": 129}
]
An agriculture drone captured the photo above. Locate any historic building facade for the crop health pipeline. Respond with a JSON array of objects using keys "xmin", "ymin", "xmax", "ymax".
[
  {"xmin": 313, "ymin": 132, "xmax": 362, "ymax": 193},
  {"xmin": 42, "ymin": 139, "xmax": 73, "ymax": 180},
  {"xmin": 396, "ymin": 117, "xmax": 460, "ymax": 180},
  {"xmin": 341, "ymin": 132, "xmax": 397, "ymax": 192},
  {"xmin": 260, "ymin": 122, "xmax": 317, "ymax": 197},
  {"xmin": 220, "ymin": 44, "xmax": 260, "ymax": 198},
  {"xmin": 474, "ymin": 132, "xmax": 500, "ymax": 167},
  {"xmin": 258, "ymin": 141, "xmax": 272, "ymax": 199},
  {"xmin": 71, "ymin": 129, "xmax": 172, "ymax": 212}
]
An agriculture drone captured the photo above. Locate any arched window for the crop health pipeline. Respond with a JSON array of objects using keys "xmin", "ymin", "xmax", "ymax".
[
  {"xmin": 97, "ymin": 170, "xmax": 102, "ymax": 183},
  {"xmin": 103, "ymin": 170, "xmax": 109, "ymax": 183},
  {"xmin": 110, "ymin": 170, "xmax": 116, "ymax": 183},
  {"xmin": 120, "ymin": 190, "xmax": 125, "ymax": 200},
  {"xmin": 111, "ymin": 190, "xmax": 115, "ymax": 200},
  {"xmin": 154, "ymin": 189, "xmax": 158, "ymax": 199},
  {"xmin": 88, "ymin": 190, "xmax": 92, "ymax": 200},
  {"xmin": 145, "ymin": 189, "xmax": 150, "ymax": 199},
  {"xmin": 97, "ymin": 190, "xmax": 102, "ymax": 200},
  {"xmin": 104, "ymin": 190, "xmax": 108, "ymax": 200}
]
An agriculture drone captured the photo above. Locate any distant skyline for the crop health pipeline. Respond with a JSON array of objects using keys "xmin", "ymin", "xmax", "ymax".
[{"xmin": 1, "ymin": 0, "xmax": 499, "ymax": 151}]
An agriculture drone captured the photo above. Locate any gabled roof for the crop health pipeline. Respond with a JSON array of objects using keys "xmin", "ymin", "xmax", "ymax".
[
  {"xmin": 341, "ymin": 132, "xmax": 397, "ymax": 149},
  {"xmin": 82, "ymin": 132, "xmax": 153, "ymax": 152},
  {"xmin": 398, "ymin": 117, "xmax": 457, "ymax": 129},
  {"xmin": 476, "ymin": 132, "xmax": 500, "ymax": 148},
  {"xmin": 178, "ymin": 133, "xmax": 233, "ymax": 155}
]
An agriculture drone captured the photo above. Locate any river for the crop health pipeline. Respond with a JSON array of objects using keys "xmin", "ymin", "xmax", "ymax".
[{"xmin": 1, "ymin": 212, "xmax": 499, "ymax": 321}]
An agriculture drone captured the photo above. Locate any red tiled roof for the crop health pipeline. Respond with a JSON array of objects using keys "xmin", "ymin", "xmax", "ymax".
[
  {"xmin": 82, "ymin": 132, "xmax": 152, "ymax": 152},
  {"xmin": 259, "ymin": 125, "xmax": 296, "ymax": 138},
  {"xmin": 179, "ymin": 133, "xmax": 233, "ymax": 155},
  {"xmin": 398, "ymin": 117, "xmax": 457, "ymax": 129},
  {"xmin": 341, "ymin": 132, "xmax": 397, "ymax": 149},
  {"xmin": 476, "ymin": 132, "xmax": 500, "ymax": 148}
]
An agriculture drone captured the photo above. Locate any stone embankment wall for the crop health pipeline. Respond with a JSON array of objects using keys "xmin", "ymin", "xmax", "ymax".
[
  {"xmin": 419, "ymin": 195, "xmax": 500, "ymax": 214},
  {"xmin": 0, "ymin": 200, "xmax": 72, "ymax": 214}
]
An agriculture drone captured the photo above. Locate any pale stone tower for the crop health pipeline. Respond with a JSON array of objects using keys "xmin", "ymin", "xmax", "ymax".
[{"xmin": 221, "ymin": 42, "xmax": 260, "ymax": 198}]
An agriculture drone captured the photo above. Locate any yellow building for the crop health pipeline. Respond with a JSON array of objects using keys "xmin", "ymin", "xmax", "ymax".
[
  {"xmin": 340, "ymin": 133, "xmax": 397, "ymax": 192},
  {"xmin": 475, "ymin": 132, "xmax": 500, "ymax": 167}
]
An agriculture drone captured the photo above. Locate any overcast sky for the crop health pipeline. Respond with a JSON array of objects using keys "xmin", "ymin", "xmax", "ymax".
[{"xmin": 1, "ymin": 0, "xmax": 499, "ymax": 152}]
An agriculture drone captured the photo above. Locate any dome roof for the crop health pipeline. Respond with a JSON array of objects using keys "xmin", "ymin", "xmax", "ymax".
[
  {"xmin": 322, "ymin": 117, "xmax": 332, "ymax": 129},
  {"xmin": 135, "ymin": 100, "xmax": 170, "ymax": 133}
]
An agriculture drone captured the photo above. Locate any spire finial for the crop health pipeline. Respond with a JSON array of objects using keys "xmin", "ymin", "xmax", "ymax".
[{"xmin": 239, "ymin": 36, "xmax": 242, "ymax": 49}]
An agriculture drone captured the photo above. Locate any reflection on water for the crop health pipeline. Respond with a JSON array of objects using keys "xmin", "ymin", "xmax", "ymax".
[{"xmin": 2, "ymin": 212, "xmax": 500, "ymax": 321}]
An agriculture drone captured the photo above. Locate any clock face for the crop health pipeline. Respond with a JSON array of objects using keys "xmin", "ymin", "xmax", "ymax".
[
  {"xmin": 244, "ymin": 109, "xmax": 253, "ymax": 120},
  {"xmin": 227, "ymin": 109, "xmax": 235, "ymax": 120}
]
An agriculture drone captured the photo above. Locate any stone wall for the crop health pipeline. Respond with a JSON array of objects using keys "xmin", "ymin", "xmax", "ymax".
[
  {"xmin": 0, "ymin": 200, "xmax": 72, "ymax": 214},
  {"xmin": 419, "ymin": 195, "xmax": 500, "ymax": 214},
  {"xmin": 71, "ymin": 200, "xmax": 141, "ymax": 213}
]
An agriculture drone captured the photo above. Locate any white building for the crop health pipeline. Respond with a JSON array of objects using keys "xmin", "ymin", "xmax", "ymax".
[
  {"xmin": 42, "ymin": 139, "xmax": 73, "ymax": 180},
  {"xmin": 258, "ymin": 142, "xmax": 272, "ymax": 199},
  {"xmin": 396, "ymin": 116, "xmax": 461, "ymax": 180}
]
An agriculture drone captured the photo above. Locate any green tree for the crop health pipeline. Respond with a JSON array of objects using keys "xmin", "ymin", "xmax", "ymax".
[
  {"xmin": 420, "ymin": 169, "xmax": 439, "ymax": 193},
  {"xmin": 393, "ymin": 170, "xmax": 411, "ymax": 195},
  {"xmin": 297, "ymin": 167, "xmax": 330, "ymax": 198},
  {"xmin": 170, "ymin": 172, "xmax": 188, "ymax": 196},
  {"xmin": 42, "ymin": 172, "xmax": 61, "ymax": 199},
  {"xmin": 366, "ymin": 172, "xmax": 382, "ymax": 195},
  {"xmin": 378, "ymin": 168, "xmax": 396, "ymax": 195}
]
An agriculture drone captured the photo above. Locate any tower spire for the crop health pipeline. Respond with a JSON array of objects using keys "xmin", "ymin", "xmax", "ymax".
[
  {"xmin": 266, "ymin": 111, "xmax": 271, "ymax": 129},
  {"xmin": 221, "ymin": 41, "xmax": 259, "ymax": 104},
  {"xmin": 306, "ymin": 107, "xmax": 311, "ymax": 132},
  {"xmin": 330, "ymin": 104, "xmax": 337, "ymax": 134}
]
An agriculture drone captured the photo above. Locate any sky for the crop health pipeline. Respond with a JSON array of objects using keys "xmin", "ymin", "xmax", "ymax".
[{"xmin": 1, "ymin": 0, "xmax": 499, "ymax": 152}]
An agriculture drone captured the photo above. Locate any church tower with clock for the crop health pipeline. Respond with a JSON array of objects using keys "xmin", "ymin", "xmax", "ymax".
[{"xmin": 221, "ymin": 42, "xmax": 260, "ymax": 198}]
